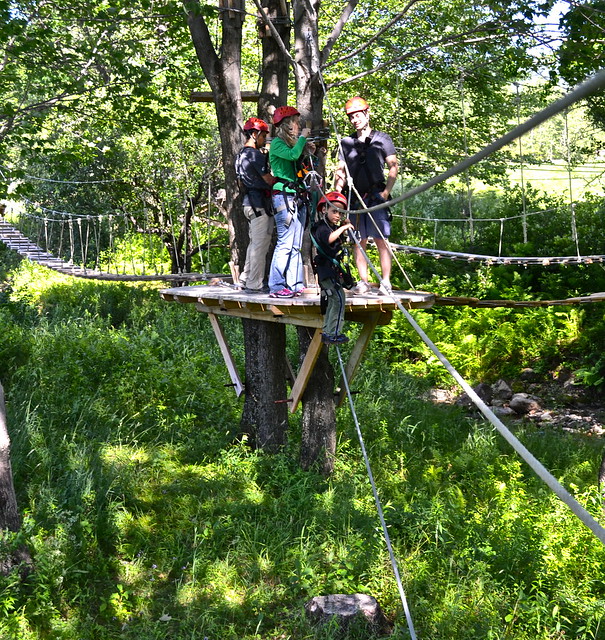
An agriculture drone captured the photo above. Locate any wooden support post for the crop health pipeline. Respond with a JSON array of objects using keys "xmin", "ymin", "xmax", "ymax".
[
  {"xmin": 289, "ymin": 328, "xmax": 323, "ymax": 413},
  {"xmin": 336, "ymin": 313, "xmax": 381, "ymax": 408},
  {"xmin": 207, "ymin": 313, "xmax": 244, "ymax": 397}
]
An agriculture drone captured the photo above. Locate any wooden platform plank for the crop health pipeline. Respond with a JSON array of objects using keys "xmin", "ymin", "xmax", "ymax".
[{"xmin": 159, "ymin": 284, "xmax": 436, "ymax": 320}]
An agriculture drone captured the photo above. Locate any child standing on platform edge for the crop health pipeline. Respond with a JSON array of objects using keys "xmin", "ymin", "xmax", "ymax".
[{"xmin": 310, "ymin": 191, "xmax": 355, "ymax": 345}]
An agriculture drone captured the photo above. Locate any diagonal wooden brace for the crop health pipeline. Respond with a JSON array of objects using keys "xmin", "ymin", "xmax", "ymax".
[{"xmin": 207, "ymin": 313, "xmax": 244, "ymax": 397}]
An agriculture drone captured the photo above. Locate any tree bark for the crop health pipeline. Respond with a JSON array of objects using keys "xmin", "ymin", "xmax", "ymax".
[
  {"xmin": 0, "ymin": 381, "xmax": 32, "ymax": 575},
  {"xmin": 298, "ymin": 327, "xmax": 336, "ymax": 476},
  {"xmin": 258, "ymin": 0, "xmax": 291, "ymax": 116},
  {"xmin": 241, "ymin": 320, "xmax": 289, "ymax": 451},
  {"xmin": 0, "ymin": 382, "xmax": 19, "ymax": 533}
]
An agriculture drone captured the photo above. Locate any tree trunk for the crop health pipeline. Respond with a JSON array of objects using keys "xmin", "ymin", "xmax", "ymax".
[
  {"xmin": 298, "ymin": 327, "xmax": 336, "ymax": 476},
  {"xmin": 186, "ymin": 3, "xmax": 246, "ymax": 269},
  {"xmin": 0, "ymin": 382, "xmax": 19, "ymax": 532},
  {"xmin": 238, "ymin": 0, "xmax": 293, "ymax": 451},
  {"xmin": 258, "ymin": 0, "xmax": 291, "ymax": 115},
  {"xmin": 0, "ymin": 381, "xmax": 32, "ymax": 575},
  {"xmin": 240, "ymin": 320, "xmax": 289, "ymax": 451},
  {"xmin": 291, "ymin": 0, "xmax": 338, "ymax": 474},
  {"xmin": 187, "ymin": 0, "xmax": 296, "ymax": 453}
]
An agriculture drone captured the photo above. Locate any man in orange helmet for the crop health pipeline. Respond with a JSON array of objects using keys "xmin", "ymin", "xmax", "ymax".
[{"xmin": 334, "ymin": 96, "xmax": 398, "ymax": 295}]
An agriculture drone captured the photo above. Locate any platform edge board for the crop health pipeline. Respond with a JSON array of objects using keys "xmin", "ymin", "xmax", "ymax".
[{"xmin": 193, "ymin": 303, "xmax": 324, "ymax": 327}]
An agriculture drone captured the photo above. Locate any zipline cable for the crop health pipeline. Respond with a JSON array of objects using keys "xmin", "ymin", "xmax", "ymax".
[
  {"xmin": 352, "ymin": 68, "xmax": 605, "ymax": 215},
  {"xmin": 396, "ymin": 301, "xmax": 605, "ymax": 546},
  {"xmin": 335, "ymin": 345, "xmax": 418, "ymax": 640}
]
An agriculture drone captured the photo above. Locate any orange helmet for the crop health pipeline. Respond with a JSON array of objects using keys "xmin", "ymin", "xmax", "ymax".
[
  {"xmin": 273, "ymin": 105, "xmax": 300, "ymax": 126},
  {"xmin": 344, "ymin": 96, "xmax": 369, "ymax": 115},
  {"xmin": 243, "ymin": 117, "xmax": 269, "ymax": 133},
  {"xmin": 318, "ymin": 191, "xmax": 348, "ymax": 210}
]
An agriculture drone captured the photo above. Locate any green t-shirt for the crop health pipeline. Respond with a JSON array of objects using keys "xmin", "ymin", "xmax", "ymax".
[{"xmin": 269, "ymin": 135, "xmax": 308, "ymax": 192}]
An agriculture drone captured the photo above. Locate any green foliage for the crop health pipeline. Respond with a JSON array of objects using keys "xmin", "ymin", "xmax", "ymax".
[
  {"xmin": 0, "ymin": 258, "xmax": 604, "ymax": 639},
  {"xmin": 2, "ymin": 1, "xmax": 605, "ymax": 636},
  {"xmin": 557, "ymin": 2, "xmax": 605, "ymax": 128}
]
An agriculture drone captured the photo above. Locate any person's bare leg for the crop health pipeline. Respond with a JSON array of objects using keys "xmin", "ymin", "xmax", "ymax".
[
  {"xmin": 354, "ymin": 239, "xmax": 369, "ymax": 283},
  {"xmin": 374, "ymin": 238, "xmax": 392, "ymax": 289}
]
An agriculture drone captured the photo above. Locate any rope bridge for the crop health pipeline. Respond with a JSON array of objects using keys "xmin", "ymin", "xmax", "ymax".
[{"xmin": 0, "ymin": 206, "xmax": 221, "ymax": 283}]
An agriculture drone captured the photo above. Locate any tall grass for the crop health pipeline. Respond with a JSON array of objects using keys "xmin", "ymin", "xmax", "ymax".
[{"xmin": 0, "ymin": 257, "xmax": 604, "ymax": 639}]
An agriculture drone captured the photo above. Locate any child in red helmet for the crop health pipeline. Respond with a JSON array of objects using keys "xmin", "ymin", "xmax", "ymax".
[
  {"xmin": 235, "ymin": 117, "xmax": 276, "ymax": 293},
  {"xmin": 268, "ymin": 106, "xmax": 314, "ymax": 298},
  {"xmin": 310, "ymin": 191, "xmax": 355, "ymax": 345}
]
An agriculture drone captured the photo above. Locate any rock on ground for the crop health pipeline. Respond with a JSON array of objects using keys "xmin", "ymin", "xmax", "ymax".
[{"xmin": 305, "ymin": 593, "xmax": 392, "ymax": 635}]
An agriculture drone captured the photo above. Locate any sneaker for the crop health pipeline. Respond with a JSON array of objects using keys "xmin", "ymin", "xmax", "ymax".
[
  {"xmin": 332, "ymin": 334, "xmax": 350, "ymax": 344},
  {"xmin": 321, "ymin": 333, "xmax": 349, "ymax": 345},
  {"xmin": 354, "ymin": 281, "xmax": 371, "ymax": 295},
  {"xmin": 378, "ymin": 282, "xmax": 392, "ymax": 295},
  {"xmin": 269, "ymin": 287, "xmax": 295, "ymax": 298},
  {"xmin": 293, "ymin": 287, "xmax": 310, "ymax": 297}
]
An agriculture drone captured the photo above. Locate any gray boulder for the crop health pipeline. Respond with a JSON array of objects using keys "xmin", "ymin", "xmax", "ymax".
[
  {"xmin": 509, "ymin": 393, "xmax": 541, "ymax": 415},
  {"xmin": 492, "ymin": 379, "xmax": 513, "ymax": 402}
]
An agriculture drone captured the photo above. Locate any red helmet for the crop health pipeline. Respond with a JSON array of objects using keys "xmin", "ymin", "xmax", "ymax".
[
  {"xmin": 318, "ymin": 191, "xmax": 348, "ymax": 210},
  {"xmin": 243, "ymin": 117, "xmax": 269, "ymax": 133},
  {"xmin": 344, "ymin": 96, "xmax": 369, "ymax": 115},
  {"xmin": 273, "ymin": 106, "xmax": 300, "ymax": 126}
]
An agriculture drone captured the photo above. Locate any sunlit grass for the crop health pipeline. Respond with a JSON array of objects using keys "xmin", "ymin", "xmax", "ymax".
[{"xmin": 1, "ymin": 254, "xmax": 605, "ymax": 639}]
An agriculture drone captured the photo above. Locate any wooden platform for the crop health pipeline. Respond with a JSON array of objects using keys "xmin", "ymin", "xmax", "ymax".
[
  {"xmin": 160, "ymin": 283, "xmax": 435, "ymax": 411},
  {"xmin": 159, "ymin": 283, "xmax": 434, "ymax": 322}
]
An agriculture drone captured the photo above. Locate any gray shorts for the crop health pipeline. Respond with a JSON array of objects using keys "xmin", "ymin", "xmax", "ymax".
[{"xmin": 351, "ymin": 208, "xmax": 391, "ymax": 240}]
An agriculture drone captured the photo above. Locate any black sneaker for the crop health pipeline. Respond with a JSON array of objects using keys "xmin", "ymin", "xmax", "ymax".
[
  {"xmin": 321, "ymin": 333, "xmax": 336, "ymax": 344},
  {"xmin": 333, "ymin": 334, "xmax": 350, "ymax": 344}
]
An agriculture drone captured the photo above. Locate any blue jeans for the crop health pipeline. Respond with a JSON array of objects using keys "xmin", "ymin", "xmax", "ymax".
[{"xmin": 269, "ymin": 193, "xmax": 306, "ymax": 293}]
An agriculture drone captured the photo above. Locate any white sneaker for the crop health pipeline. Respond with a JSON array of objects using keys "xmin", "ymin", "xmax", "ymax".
[
  {"xmin": 354, "ymin": 281, "xmax": 371, "ymax": 295},
  {"xmin": 378, "ymin": 282, "xmax": 392, "ymax": 295}
]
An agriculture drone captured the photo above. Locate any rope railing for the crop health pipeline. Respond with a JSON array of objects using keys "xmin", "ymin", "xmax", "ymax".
[
  {"xmin": 389, "ymin": 242, "xmax": 605, "ymax": 266},
  {"xmin": 0, "ymin": 213, "xmax": 221, "ymax": 282}
]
